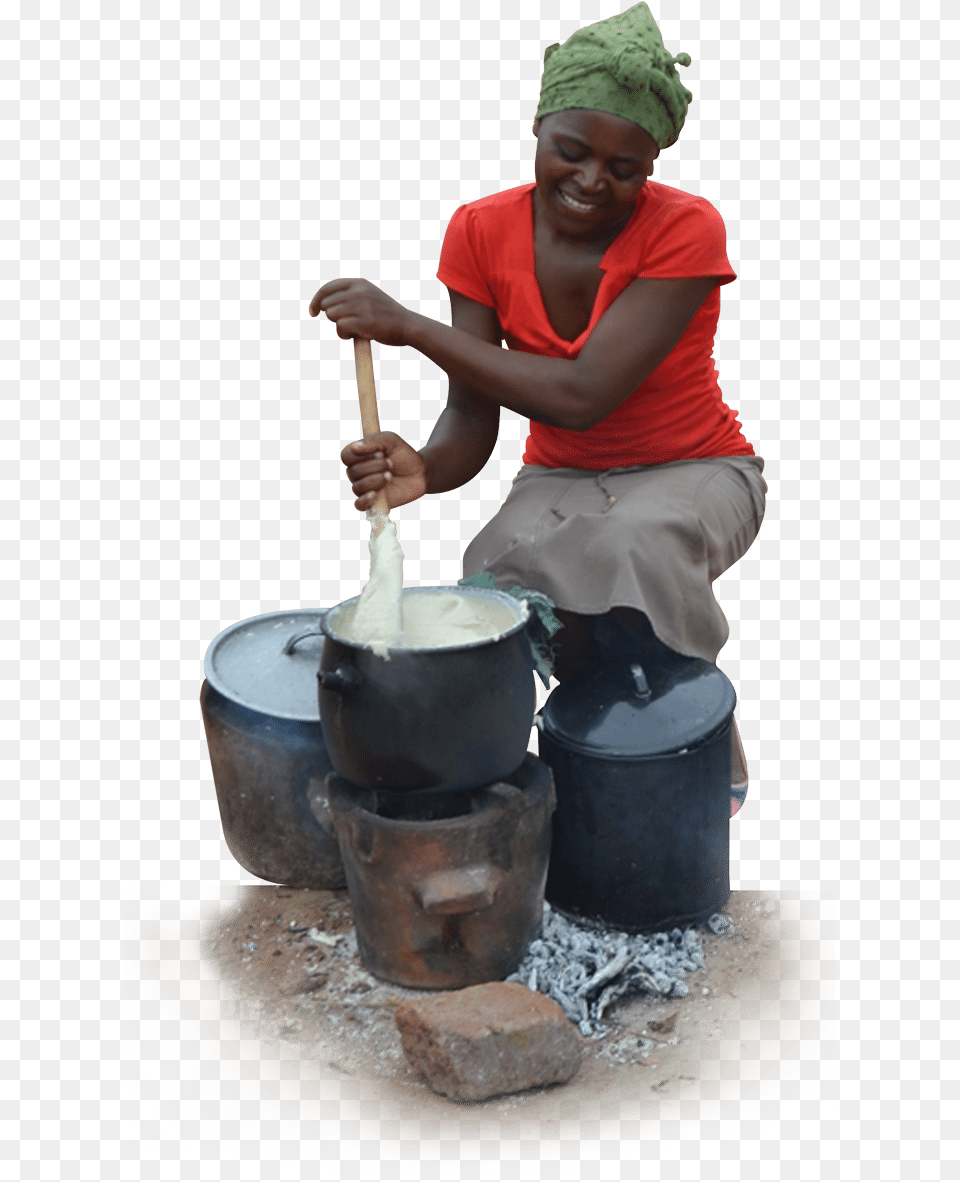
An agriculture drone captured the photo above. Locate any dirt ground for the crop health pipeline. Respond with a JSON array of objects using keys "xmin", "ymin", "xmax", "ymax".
[{"xmin": 202, "ymin": 886, "xmax": 783, "ymax": 1117}]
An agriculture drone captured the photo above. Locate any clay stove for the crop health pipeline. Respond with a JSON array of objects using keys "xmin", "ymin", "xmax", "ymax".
[{"xmin": 326, "ymin": 753, "xmax": 556, "ymax": 990}]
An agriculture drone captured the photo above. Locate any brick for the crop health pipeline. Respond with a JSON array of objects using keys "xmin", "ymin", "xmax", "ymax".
[{"xmin": 394, "ymin": 981, "xmax": 584, "ymax": 1102}]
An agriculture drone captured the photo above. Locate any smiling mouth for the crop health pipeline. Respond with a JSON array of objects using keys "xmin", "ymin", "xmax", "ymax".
[{"xmin": 557, "ymin": 188, "xmax": 600, "ymax": 213}]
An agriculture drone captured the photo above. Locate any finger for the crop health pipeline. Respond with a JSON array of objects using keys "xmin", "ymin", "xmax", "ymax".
[
  {"xmin": 350, "ymin": 472, "xmax": 392, "ymax": 497},
  {"xmin": 347, "ymin": 449, "xmax": 387, "ymax": 467},
  {"xmin": 327, "ymin": 310, "xmax": 366, "ymax": 337},
  {"xmin": 309, "ymin": 286, "xmax": 340, "ymax": 317},
  {"xmin": 354, "ymin": 490, "xmax": 380, "ymax": 512},
  {"xmin": 341, "ymin": 441, "xmax": 381, "ymax": 463},
  {"xmin": 327, "ymin": 308, "xmax": 364, "ymax": 332},
  {"xmin": 353, "ymin": 481, "xmax": 396, "ymax": 512},
  {"xmin": 342, "ymin": 440, "xmax": 397, "ymax": 470},
  {"xmin": 318, "ymin": 292, "xmax": 352, "ymax": 318},
  {"xmin": 309, "ymin": 278, "xmax": 357, "ymax": 316},
  {"xmin": 345, "ymin": 457, "xmax": 391, "ymax": 482},
  {"xmin": 341, "ymin": 442, "xmax": 377, "ymax": 464}
]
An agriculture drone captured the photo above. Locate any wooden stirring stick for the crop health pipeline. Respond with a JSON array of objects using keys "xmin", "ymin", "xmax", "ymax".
[{"xmin": 353, "ymin": 337, "xmax": 389, "ymax": 531}]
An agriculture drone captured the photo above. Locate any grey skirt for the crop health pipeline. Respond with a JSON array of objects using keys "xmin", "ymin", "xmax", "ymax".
[{"xmin": 462, "ymin": 454, "xmax": 767, "ymax": 665}]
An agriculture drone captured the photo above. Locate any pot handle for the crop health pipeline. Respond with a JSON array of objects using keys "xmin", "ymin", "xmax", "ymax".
[
  {"xmin": 283, "ymin": 627, "xmax": 323, "ymax": 655},
  {"xmin": 415, "ymin": 866, "xmax": 503, "ymax": 916},
  {"xmin": 318, "ymin": 666, "xmax": 364, "ymax": 694}
]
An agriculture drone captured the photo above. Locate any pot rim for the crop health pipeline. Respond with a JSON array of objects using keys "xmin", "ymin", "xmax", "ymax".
[{"xmin": 321, "ymin": 585, "xmax": 531, "ymax": 656}]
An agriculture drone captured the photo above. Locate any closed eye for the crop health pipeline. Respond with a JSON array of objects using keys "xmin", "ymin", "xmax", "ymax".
[{"xmin": 555, "ymin": 141, "xmax": 646, "ymax": 180}]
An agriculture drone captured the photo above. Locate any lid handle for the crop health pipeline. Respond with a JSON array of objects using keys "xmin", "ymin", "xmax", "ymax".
[
  {"xmin": 629, "ymin": 662, "xmax": 651, "ymax": 700},
  {"xmin": 282, "ymin": 627, "xmax": 323, "ymax": 655}
]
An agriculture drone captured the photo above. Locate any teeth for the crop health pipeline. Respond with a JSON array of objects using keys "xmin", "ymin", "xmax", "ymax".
[{"xmin": 559, "ymin": 190, "xmax": 595, "ymax": 212}]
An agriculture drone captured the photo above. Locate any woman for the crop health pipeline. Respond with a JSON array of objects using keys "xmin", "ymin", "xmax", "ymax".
[{"xmin": 310, "ymin": 4, "xmax": 765, "ymax": 812}]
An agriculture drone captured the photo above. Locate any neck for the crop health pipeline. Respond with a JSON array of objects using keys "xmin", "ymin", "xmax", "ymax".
[{"xmin": 532, "ymin": 187, "xmax": 640, "ymax": 253}]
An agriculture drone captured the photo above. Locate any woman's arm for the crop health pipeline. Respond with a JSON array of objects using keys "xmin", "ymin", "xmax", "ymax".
[
  {"xmin": 333, "ymin": 290, "xmax": 502, "ymax": 510},
  {"xmin": 312, "ymin": 274, "xmax": 717, "ymax": 432},
  {"xmin": 418, "ymin": 290, "xmax": 501, "ymax": 493}
]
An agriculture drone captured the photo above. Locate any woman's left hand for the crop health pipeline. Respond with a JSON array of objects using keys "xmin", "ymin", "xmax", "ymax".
[{"xmin": 309, "ymin": 278, "xmax": 414, "ymax": 347}]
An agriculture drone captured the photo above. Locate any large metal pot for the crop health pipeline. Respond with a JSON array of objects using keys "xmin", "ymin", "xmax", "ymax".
[
  {"xmin": 201, "ymin": 610, "xmax": 345, "ymax": 889},
  {"xmin": 318, "ymin": 585, "xmax": 536, "ymax": 793},
  {"xmin": 538, "ymin": 621, "xmax": 736, "ymax": 932}
]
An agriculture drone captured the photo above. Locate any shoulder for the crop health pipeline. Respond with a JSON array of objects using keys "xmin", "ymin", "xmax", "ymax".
[
  {"xmin": 612, "ymin": 182, "xmax": 735, "ymax": 282},
  {"xmin": 634, "ymin": 181, "xmax": 727, "ymax": 234},
  {"xmin": 440, "ymin": 184, "xmax": 533, "ymax": 269},
  {"xmin": 447, "ymin": 184, "xmax": 535, "ymax": 233},
  {"xmin": 613, "ymin": 182, "xmax": 730, "ymax": 261},
  {"xmin": 439, "ymin": 186, "xmax": 534, "ymax": 305}
]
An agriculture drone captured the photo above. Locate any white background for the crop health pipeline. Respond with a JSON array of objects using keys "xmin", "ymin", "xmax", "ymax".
[{"xmin": 6, "ymin": 2, "xmax": 954, "ymax": 1176}]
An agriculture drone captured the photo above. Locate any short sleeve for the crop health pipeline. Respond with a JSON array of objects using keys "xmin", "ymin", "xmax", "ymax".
[
  {"xmin": 638, "ymin": 200, "xmax": 736, "ymax": 286},
  {"xmin": 436, "ymin": 205, "xmax": 497, "ymax": 307}
]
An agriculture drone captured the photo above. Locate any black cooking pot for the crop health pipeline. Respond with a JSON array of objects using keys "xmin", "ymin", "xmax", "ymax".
[
  {"xmin": 318, "ymin": 586, "xmax": 536, "ymax": 793},
  {"xmin": 201, "ymin": 610, "xmax": 345, "ymax": 889},
  {"xmin": 538, "ymin": 618, "xmax": 736, "ymax": 932}
]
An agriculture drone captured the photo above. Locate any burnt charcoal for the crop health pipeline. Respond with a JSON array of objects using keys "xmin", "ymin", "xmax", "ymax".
[{"xmin": 505, "ymin": 903, "xmax": 713, "ymax": 1038}]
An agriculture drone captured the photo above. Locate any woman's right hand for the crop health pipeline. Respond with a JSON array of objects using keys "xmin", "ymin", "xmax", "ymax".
[{"xmin": 340, "ymin": 431, "xmax": 428, "ymax": 513}]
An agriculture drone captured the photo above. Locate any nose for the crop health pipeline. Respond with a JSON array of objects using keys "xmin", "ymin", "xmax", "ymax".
[{"xmin": 574, "ymin": 161, "xmax": 605, "ymax": 193}]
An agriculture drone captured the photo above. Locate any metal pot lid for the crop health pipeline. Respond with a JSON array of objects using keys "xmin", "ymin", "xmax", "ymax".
[
  {"xmin": 203, "ymin": 609, "xmax": 328, "ymax": 722},
  {"xmin": 539, "ymin": 648, "xmax": 736, "ymax": 760}
]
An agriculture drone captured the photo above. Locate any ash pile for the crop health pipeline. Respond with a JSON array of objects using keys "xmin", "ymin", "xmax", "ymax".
[{"xmin": 506, "ymin": 903, "xmax": 733, "ymax": 1038}]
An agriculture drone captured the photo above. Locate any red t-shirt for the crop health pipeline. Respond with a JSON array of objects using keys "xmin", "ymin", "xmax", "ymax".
[{"xmin": 436, "ymin": 181, "xmax": 754, "ymax": 469}]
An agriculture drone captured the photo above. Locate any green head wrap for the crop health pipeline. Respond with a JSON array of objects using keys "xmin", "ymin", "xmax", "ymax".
[{"xmin": 535, "ymin": 3, "xmax": 693, "ymax": 150}]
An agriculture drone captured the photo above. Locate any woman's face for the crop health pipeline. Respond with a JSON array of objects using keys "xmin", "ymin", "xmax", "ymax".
[{"xmin": 532, "ymin": 109, "xmax": 660, "ymax": 241}]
